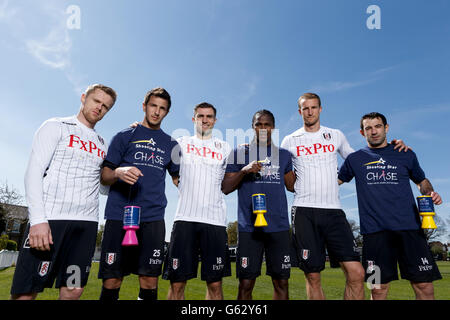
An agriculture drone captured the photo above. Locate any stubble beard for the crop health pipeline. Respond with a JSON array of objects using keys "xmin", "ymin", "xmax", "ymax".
[{"xmin": 367, "ymin": 135, "xmax": 387, "ymax": 148}]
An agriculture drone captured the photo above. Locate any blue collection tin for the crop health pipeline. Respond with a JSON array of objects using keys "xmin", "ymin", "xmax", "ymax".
[
  {"xmin": 416, "ymin": 196, "xmax": 435, "ymax": 213},
  {"xmin": 252, "ymin": 194, "xmax": 267, "ymax": 213},
  {"xmin": 123, "ymin": 206, "xmax": 141, "ymax": 227}
]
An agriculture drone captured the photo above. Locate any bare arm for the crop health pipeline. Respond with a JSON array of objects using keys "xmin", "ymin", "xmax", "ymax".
[
  {"xmin": 221, "ymin": 161, "xmax": 261, "ymax": 195},
  {"xmin": 172, "ymin": 175, "xmax": 179, "ymax": 187},
  {"xmin": 284, "ymin": 171, "xmax": 296, "ymax": 192},
  {"xmin": 101, "ymin": 166, "xmax": 144, "ymax": 186},
  {"xmin": 338, "ymin": 179, "xmax": 344, "ymax": 185},
  {"xmin": 417, "ymin": 178, "xmax": 442, "ymax": 205}
]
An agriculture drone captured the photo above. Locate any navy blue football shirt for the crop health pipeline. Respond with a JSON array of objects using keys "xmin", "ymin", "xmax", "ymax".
[
  {"xmin": 103, "ymin": 125, "xmax": 180, "ymax": 222},
  {"xmin": 226, "ymin": 143, "xmax": 292, "ymax": 233},
  {"xmin": 338, "ymin": 144, "xmax": 426, "ymax": 234}
]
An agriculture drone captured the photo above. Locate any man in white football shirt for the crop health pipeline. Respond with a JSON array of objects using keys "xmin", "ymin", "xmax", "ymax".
[
  {"xmin": 10, "ymin": 84, "xmax": 117, "ymax": 300},
  {"xmin": 281, "ymin": 93, "xmax": 408, "ymax": 300},
  {"xmin": 163, "ymin": 102, "xmax": 231, "ymax": 300}
]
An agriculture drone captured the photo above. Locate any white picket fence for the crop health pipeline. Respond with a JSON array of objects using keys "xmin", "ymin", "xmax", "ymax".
[{"xmin": 0, "ymin": 250, "xmax": 19, "ymax": 269}]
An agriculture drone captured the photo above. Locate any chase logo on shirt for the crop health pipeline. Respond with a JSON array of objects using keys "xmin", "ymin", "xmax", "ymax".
[
  {"xmin": 259, "ymin": 164, "xmax": 281, "ymax": 181},
  {"xmin": 132, "ymin": 139, "xmax": 156, "ymax": 146},
  {"xmin": 363, "ymin": 157, "xmax": 386, "ymax": 166},
  {"xmin": 363, "ymin": 157, "xmax": 399, "ymax": 184}
]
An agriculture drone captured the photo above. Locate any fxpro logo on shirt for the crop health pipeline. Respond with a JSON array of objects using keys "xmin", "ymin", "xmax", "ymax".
[
  {"xmin": 132, "ymin": 139, "xmax": 165, "ymax": 169},
  {"xmin": 363, "ymin": 157, "xmax": 399, "ymax": 185}
]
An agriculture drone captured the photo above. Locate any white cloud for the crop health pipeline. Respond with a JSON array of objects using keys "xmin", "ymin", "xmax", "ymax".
[
  {"xmin": 0, "ymin": 1, "xmax": 86, "ymax": 94},
  {"xmin": 307, "ymin": 65, "xmax": 397, "ymax": 94},
  {"xmin": 0, "ymin": 0, "xmax": 17, "ymax": 22},
  {"xmin": 369, "ymin": 65, "xmax": 399, "ymax": 76},
  {"xmin": 26, "ymin": 28, "xmax": 71, "ymax": 70},
  {"xmin": 308, "ymin": 78, "xmax": 377, "ymax": 94}
]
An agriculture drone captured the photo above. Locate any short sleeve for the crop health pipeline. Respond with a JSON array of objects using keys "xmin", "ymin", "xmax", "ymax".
[
  {"xmin": 337, "ymin": 130, "xmax": 355, "ymax": 160},
  {"xmin": 283, "ymin": 150, "xmax": 293, "ymax": 174},
  {"xmin": 226, "ymin": 148, "xmax": 242, "ymax": 173},
  {"xmin": 281, "ymin": 135, "xmax": 294, "ymax": 157},
  {"xmin": 168, "ymin": 140, "xmax": 181, "ymax": 176},
  {"xmin": 338, "ymin": 156, "xmax": 355, "ymax": 183},
  {"xmin": 104, "ymin": 131, "xmax": 128, "ymax": 169},
  {"xmin": 221, "ymin": 141, "xmax": 232, "ymax": 171},
  {"xmin": 408, "ymin": 151, "xmax": 426, "ymax": 184}
]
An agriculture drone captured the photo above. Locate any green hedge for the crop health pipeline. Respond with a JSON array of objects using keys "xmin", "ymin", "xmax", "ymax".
[
  {"xmin": 0, "ymin": 235, "xmax": 17, "ymax": 251},
  {"xmin": 0, "ymin": 234, "xmax": 8, "ymax": 250},
  {"xmin": 6, "ymin": 240, "xmax": 17, "ymax": 251}
]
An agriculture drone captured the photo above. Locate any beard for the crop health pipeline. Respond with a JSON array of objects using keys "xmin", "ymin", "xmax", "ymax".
[
  {"xmin": 144, "ymin": 115, "xmax": 163, "ymax": 128},
  {"xmin": 304, "ymin": 116, "xmax": 319, "ymax": 127},
  {"xmin": 81, "ymin": 107, "xmax": 101, "ymax": 126},
  {"xmin": 367, "ymin": 135, "xmax": 386, "ymax": 148},
  {"xmin": 196, "ymin": 125, "xmax": 212, "ymax": 137}
]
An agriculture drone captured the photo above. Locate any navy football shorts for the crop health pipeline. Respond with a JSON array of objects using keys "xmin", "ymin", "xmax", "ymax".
[
  {"xmin": 362, "ymin": 229, "xmax": 442, "ymax": 284},
  {"xmin": 98, "ymin": 219, "xmax": 165, "ymax": 279},
  {"xmin": 10, "ymin": 220, "xmax": 97, "ymax": 295},
  {"xmin": 236, "ymin": 230, "xmax": 291, "ymax": 280},
  {"xmin": 291, "ymin": 206, "xmax": 360, "ymax": 274},
  {"xmin": 163, "ymin": 221, "xmax": 231, "ymax": 283}
]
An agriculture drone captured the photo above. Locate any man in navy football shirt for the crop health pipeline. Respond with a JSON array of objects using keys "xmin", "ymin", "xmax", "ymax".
[
  {"xmin": 338, "ymin": 112, "xmax": 442, "ymax": 300},
  {"xmin": 98, "ymin": 87, "xmax": 180, "ymax": 301},
  {"xmin": 222, "ymin": 110, "xmax": 296, "ymax": 300}
]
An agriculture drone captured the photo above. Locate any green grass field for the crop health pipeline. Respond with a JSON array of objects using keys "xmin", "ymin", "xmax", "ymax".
[{"xmin": 1, "ymin": 262, "xmax": 449, "ymax": 300}]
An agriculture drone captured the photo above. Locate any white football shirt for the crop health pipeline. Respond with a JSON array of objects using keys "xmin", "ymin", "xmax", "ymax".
[
  {"xmin": 25, "ymin": 115, "xmax": 108, "ymax": 226},
  {"xmin": 174, "ymin": 135, "xmax": 231, "ymax": 226},
  {"xmin": 281, "ymin": 126, "xmax": 354, "ymax": 209}
]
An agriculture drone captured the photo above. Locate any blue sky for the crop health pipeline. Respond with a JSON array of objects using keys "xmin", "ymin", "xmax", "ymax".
[{"xmin": 1, "ymin": 0, "xmax": 449, "ymax": 242}]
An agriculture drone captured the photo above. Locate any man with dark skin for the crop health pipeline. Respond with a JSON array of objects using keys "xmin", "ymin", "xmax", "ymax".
[{"xmin": 222, "ymin": 110, "xmax": 295, "ymax": 300}]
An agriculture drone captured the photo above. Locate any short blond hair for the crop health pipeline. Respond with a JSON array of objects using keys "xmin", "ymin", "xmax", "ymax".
[
  {"xmin": 85, "ymin": 84, "xmax": 117, "ymax": 105},
  {"xmin": 298, "ymin": 92, "xmax": 321, "ymax": 108}
]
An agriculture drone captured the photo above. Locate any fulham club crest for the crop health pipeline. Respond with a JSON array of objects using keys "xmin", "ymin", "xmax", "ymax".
[
  {"xmin": 302, "ymin": 249, "xmax": 310, "ymax": 260},
  {"xmin": 106, "ymin": 253, "xmax": 116, "ymax": 265},
  {"xmin": 172, "ymin": 258, "xmax": 179, "ymax": 270},
  {"xmin": 367, "ymin": 260, "xmax": 375, "ymax": 273},
  {"xmin": 38, "ymin": 261, "xmax": 51, "ymax": 277},
  {"xmin": 241, "ymin": 257, "xmax": 248, "ymax": 269},
  {"xmin": 323, "ymin": 132, "xmax": 331, "ymax": 141}
]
